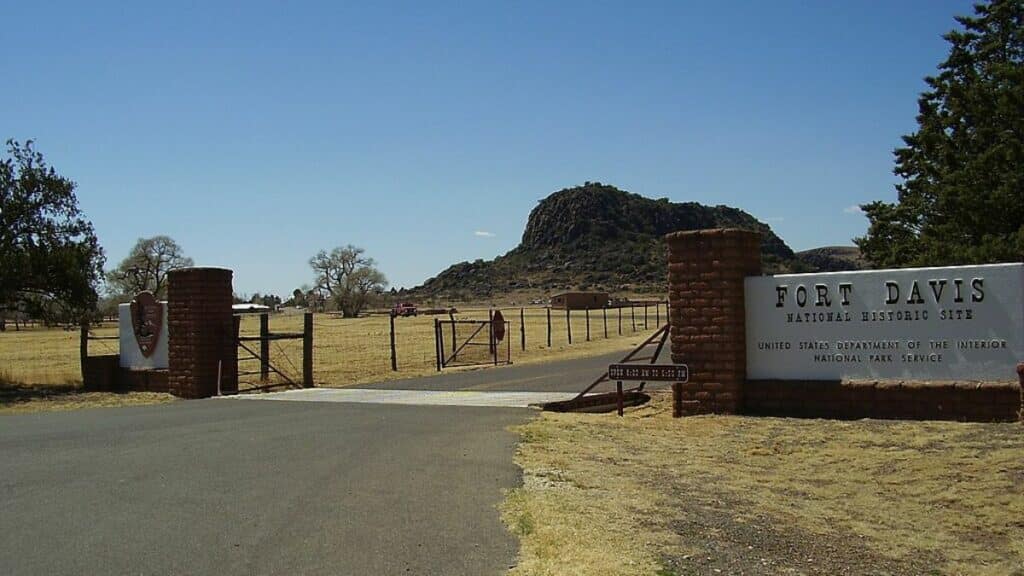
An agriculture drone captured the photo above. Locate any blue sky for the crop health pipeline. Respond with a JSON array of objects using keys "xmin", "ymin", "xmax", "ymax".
[{"xmin": 2, "ymin": 0, "xmax": 972, "ymax": 297}]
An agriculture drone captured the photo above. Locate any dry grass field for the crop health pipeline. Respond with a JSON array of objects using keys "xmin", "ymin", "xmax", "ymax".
[
  {"xmin": 0, "ymin": 306, "xmax": 661, "ymax": 396},
  {"xmin": 503, "ymin": 392, "xmax": 1024, "ymax": 576}
]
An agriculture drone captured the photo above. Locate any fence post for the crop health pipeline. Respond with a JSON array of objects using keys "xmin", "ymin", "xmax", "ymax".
[
  {"xmin": 79, "ymin": 321, "xmax": 89, "ymax": 382},
  {"xmin": 520, "ymin": 308, "xmax": 526, "ymax": 351},
  {"xmin": 655, "ymin": 302, "xmax": 660, "ymax": 327},
  {"xmin": 631, "ymin": 305, "xmax": 636, "ymax": 332},
  {"xmin": 644, "ymin": 303, "xmax": 648, "ymax": 330},
  {"xmin": 259, "ymin": 313, "xmax": 270, "ymax": 381},
  {"xmin": 488, "ymin": 309, "xmax": 495, "ymax": 354},
  {"xmin": 434, "ymin": 318, "xmax": 442, "ymax": 371},
  {"xmin": 585, "ymin": 308, "xmax": 590, "ymax": 341},
  {"xmin": 449, "ymin": 310, "xmax": 456, "ymax": 360},
  {"xmin": 603, "ymin": 307, "xmax": 608, "ymax": 338},
  {"xmin": 303, "ymin": 312, "xmax": 313, "ymax": 388},
  {"xmin": 490, "ymin": 315, "xmax": 497, "ymax": 365},
  {"xmin": 389, "ymin": 312, "xmax": 397, "ymax": 371},
  {"xmin": 546, "ymin": 307, "xmax": 552, "ymax": 347},
  {"xmin": 618, "ymin": 306, "xmax": 622, "ymax": 335},
  {"xmin": 566, "ymin": 308, "xmax": 572, "ymax": 344}
]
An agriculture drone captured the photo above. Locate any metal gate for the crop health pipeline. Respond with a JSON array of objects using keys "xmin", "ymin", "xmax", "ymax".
[{"xmin": 434, "ymin": 317, "xmax": 511, "ymax": 370}]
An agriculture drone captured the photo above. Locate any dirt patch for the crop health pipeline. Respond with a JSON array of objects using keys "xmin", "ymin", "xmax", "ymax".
[{"xmin": 658, "ymin": 487, "xmax": 940, "ymax": 575}]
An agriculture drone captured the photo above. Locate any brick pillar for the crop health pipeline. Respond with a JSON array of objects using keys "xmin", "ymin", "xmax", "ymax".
[
  {"xmin": 167, "ymin": 267, "xmax": 237, "ymax": 398},
  {"xmin": 666, "ymin": 229, "xmax": 761, "ymax": 415}
]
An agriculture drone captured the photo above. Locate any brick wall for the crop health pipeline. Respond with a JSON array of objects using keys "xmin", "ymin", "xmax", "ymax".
[
  {"xmin": 663, "ymin": 228, "xmax": 1022, "ymax": 422},
  {"xmin": 746, "ymin": 379, "xmax": 1022, "ymax": 422},
  {"xmin": 167, "ymin": 267, "xmax": 237, "ymax": 398},
  {"xmin": 666, "ymin": 229, "xmax": 762, "ymax": 415},
  {"xmin": 81, "ymin": 355, "xmax": 170, "ymax": 393}
]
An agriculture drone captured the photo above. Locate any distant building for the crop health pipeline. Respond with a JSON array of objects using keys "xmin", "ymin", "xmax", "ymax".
[{"xmin": 549, "ymin": 292, "xmax": 610, "ymax": 310}]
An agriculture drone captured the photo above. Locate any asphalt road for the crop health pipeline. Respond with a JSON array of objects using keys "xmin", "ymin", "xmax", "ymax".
[
  {"xmin": 0, "ymin": 350, "xmax": 666, "ymax": 576},
  {"xmin": 358, "ymin": 349, "xmax": 672, "ymax": 393}
]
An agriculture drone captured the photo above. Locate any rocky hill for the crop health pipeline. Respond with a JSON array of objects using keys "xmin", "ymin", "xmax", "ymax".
[
  {"xmin": 794, "ymin": 246, "xmax": 866, "ymax": 272},
  {"xmin": 408, "ymin": 183, "xmax": 811, "ymax": 300}
]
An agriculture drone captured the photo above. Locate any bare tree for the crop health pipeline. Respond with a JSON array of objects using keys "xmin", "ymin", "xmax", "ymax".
[
  {"xmin": 309, "ymin": 245, "xmax": 387, "ymax": 317},
  {"xmin": 107, "ymin": 236, "xmax": 194, "ymax": 299}
]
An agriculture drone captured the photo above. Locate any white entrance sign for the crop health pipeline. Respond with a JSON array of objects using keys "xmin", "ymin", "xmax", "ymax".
[
  {"xmin": 119, "ymin": 302, "xmax": 169, "ymax": 370},
  {"xmin": 745, "ymin": 263, "xmax": 1024, "ymax": 380}
]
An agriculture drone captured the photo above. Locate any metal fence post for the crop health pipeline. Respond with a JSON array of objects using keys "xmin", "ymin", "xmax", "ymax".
[
  {"xmin": 389, "ymin": 313, "xmax": 397, "ymax": 371},
  {"xmin": 259, "ymin": 313, "xmax": 270, "ymax": 381},
  {"xmin": 488, "ymin": 309, "xmax": 495, "ymax": 355},
  {"xmin": 434, "ymin": 318, "xmax": 442, "ymax": 371},
  {"xmin": 303, "ymin": 312, "xmax": 313, "ymax": 388},
  {"xmin": 546, "ymin": 307, "xmax": 552, "ymax": 347},
  {"xmin": 566, "ymin": 308, "xmax": 572, "ymax": 344},
  {"xmin": 585, "ymin": 307, "xmax": 590, "ymax": 341},
  {"xmin": 520, "ymin": 307, "xmax": 526, "ymax": 351},
  {"xmin": 603, "ymin": 307, "xmax": 608, "ymax": 338}
]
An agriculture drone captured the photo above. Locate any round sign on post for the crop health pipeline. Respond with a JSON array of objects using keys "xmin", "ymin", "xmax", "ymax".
[{"xmin": 492, "ymin": 310, "xmax": 506, "ymax": 342}]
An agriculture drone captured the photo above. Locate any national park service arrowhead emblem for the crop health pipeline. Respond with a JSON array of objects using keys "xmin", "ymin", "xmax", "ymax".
[{"xmin": 130, "ymin": 291, "xmax": 163, "ymax": 357}]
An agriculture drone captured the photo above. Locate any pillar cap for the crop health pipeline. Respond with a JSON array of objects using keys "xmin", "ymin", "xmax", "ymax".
[
  {"xmin": 167, "ymin": 266, "xmax": 233, "ymax": 275},
  {"xmin": 664, "ymin": 228, "xmax": 761, "ymax": 242}
]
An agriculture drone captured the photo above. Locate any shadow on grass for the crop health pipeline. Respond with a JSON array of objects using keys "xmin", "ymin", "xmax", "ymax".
[{"xmin": 0, "ymin": 373, "xmax": 84, "ymax": 407}]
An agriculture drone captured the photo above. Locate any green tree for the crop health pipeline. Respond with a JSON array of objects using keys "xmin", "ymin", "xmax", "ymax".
[
  {"xmin": 106, "ymin": 236, "xmax": 194, "ymax": 299},
  {"xmin": 0, "ymin": 140, "xmax": 105, "ymax": 322},
  {"xmin": 856, "ymin": 0, "xmax": 1024, "ymax": 267},
  {"xmin": 309, "ymin": 245, "xmax": 388, "ymax": 317}
]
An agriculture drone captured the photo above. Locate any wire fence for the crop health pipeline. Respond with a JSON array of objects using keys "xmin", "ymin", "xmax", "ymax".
[{"xmin": 1, "ymin": 303, "xmax": 666, "ymax": 388}]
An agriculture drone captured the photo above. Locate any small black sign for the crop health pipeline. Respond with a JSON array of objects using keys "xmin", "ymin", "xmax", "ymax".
[{"xmin": 608, "ymin": 364, "xmax": 689, "ymax": 382}]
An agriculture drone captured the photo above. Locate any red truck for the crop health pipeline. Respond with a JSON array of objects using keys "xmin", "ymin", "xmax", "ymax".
[{"xmin": 391, "ymin": 302, "xmax": 418, "ymax": 317}]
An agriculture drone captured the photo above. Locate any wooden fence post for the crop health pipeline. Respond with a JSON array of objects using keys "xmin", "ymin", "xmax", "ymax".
[
  {"xmin": 546, "ymin": 307, "xmax": 552, "ymax": 347},
  {"xmin": 631, "ymin": 305, "xmax": 636, "ymax": 332},
  {"xmin": 644, "ymin": 303, "xmax": 648, "ymax": 330},
  {"xmin": 618, "ymin": 306, "xmax": 622, "ymax": 335},
  {"xmin": 448, "ymin": 310, "xmax": 456, "ymax": 360},
  {"xmin": 603, "ymin": 307, "xmax": 608, "ymax": 338},
  {"xmin": 389, "ymin": 313, "xmax": 397, "ymax": 371},
  {"xmin": 655, "ymin": 302, "xmax": 660, "ymax": 327},
  {"xmin": 520, "ymin": 308, "xmax": 526, "ymax": 351},
  {"xmin": 566, "ymin": 308, "xmax": 572, "ymax": 344},
  {"xmin": 303, "ymin": 312, "xmax": 313, "ymax": 388},
  {"xmin": 79, "ymin": 321, "xmax": 89, "ymax": 383},
  {"xmin": 585, "ymin": 308, "xmax": 590, "ymax": 341},
  {"xmin": 259, "ymin": 313, "xmax": 270, "ymax": 381}
]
